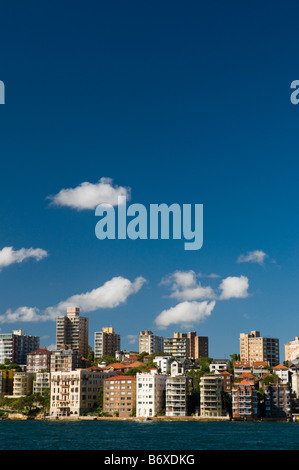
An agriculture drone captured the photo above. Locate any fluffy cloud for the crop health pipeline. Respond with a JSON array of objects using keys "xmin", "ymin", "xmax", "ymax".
[
  {"xmin": 161, "ymin": 270, "xmax": 216, "ymax": 301},
  {"xmin": 155, "ymin": 300, "xmax": 216, "ymax": 329},
  {"xmin": 0, "ymin": 276, "xmax": 146, "ymax": 323},
  {"xmin": 0, "ymin": 247, "xmax": 48, "ymax": 271},
  {"xmin": 237, "ymin": 250, "xmax": 268, "ymax": 265},
  {"xmin": 47, "ymin": 177, "xmax": 131, "ymax": 210},
  {"xmin": 219, "ymin": 275, "xmax": 249, "ymax": 300}
]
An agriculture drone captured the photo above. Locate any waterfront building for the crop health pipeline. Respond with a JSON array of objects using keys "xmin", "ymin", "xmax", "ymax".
[
  {"xmin": 220, "ymin": 371, "xmax": 233, "ymax": 393},
  {"xmin": 209, "ymin": 359, "xmax": 230, "ymax": 374},
  {"xmin": 0, "ymin": 329, "xmax": 39, "ymax": 365},
  {"xmin": 263, "ymin": 383, "xmax": 292, "ymax": 419},
  {"xmin": 94, "ymin": 327, "xmax": 120, "ymax": 358},
  {"xmin": 103, "ymin": 375, "xmax": 136, "ymax": 418},
  {"xmin": 136, "ymin": 369, "xmax": 167, "ymax": 417},
  {"xmin": 139, "ymin": 330, "xmax": 163, "ymax": 355},
  {"xmin": 240, "ymin": 330, "xmax": 279, "ymax": 367},
  {"xmin": 199, "ymin": 375, "xmax": 223, "ymax": 417},
  {"xmin": 291, "ymin": 371, "xmax": 299, "ymax": 398},
  {"xmin": 56, "ymin": 307, "xmax": 89, "ymax": 360},
  {"xmin": 165, "ymin": 375, "xmax": 188, "ymax": 417},
  {"xmin": 13, "ymin": 372, "xmax": 35, "ymax": 396},
  {"xmin": 33, "ymin": 372, "xmax": 51, "ymax": 395},
  {"xmin": 26, "ymin": 347, "xmax": 53, "ymax": 373},
  {"xmin": 0, "ymin": 369, "xmax": 15, "ymax": 395},
  {"xmin": 50, "ymin": 367, "xmax": 111, "ymax": 418},
  {"xmin": 232, "ymin": 380, "xmax": 258, "ymax": 420}
]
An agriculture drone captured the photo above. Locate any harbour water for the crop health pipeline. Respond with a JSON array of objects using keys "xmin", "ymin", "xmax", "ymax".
[{"xmin": 0, "ymin": 420, "xmax": 299, "ymax": 450}]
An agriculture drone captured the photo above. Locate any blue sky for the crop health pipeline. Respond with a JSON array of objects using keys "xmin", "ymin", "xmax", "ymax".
[{"xmin": 0, "ymin": 1, "xmax": 299, "ymax": 360}]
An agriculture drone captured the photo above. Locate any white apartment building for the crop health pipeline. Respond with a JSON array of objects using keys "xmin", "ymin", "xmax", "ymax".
[
  {"xmin": 50, "ymin": 367, "xmax": 114, "ymax": 417},
  {"xmin": 153, "ymin": 355, "xmax": 172, "ymax": 374},
  {"xmin": 165, "ymin": 375, "xmax": 188, "ymax": 416},
  {"xmin": 209, "ymin": 359, "xmax": 230, "ymax": 374},
  {"xmin": 200, "ymin": 375, "xmax": 223, "ymax": 417},
  {"xmin": 273, "ymin": 364, "xmax": 289, "ymax": 384},
  {"xmin": 136, "ymin": 369, "xmax": 167, "ymax": 418}
]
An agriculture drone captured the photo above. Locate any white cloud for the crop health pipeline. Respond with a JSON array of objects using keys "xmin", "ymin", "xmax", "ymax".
[
  {"xmin": 126, "ymin": 334, "xmax": 138, "ymax": 345},
  {"xmin": 237, "ymin": 250, "xmax": 268, "ymax": 266},
  {"xmin": 0, "ymin": 276, "xmax": 146, "ymax": 323},
  {"xmin": 219, "ymin": 275, "xmax": 249, "ymax": 300},
  {"xmin": 0, "ymin": 247, "xmax": 48, "ymax": 271},
  {"xmin": 48, "ymin": 177, "xmax": 131, "ymax": 210},
  {"xmin": 161, "ymin": 270, "xmax": 215, "ymax": 301},
  {"xmin": 155, "ymin": 300, "xmax": 216, "ymax": 329}
]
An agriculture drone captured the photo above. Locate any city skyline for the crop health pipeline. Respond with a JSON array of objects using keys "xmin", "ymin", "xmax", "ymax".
[{"xmin": 0, "ymin": 2, "xmax": 299, "ymax": 361}]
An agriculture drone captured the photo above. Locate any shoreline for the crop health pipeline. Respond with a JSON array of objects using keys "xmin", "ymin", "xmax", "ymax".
[{"xmin": 0, "ymin": 414, "xmax": 293, "ymax": 423}]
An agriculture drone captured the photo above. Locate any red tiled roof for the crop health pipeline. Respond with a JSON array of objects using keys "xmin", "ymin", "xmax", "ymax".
[
  {"xmin": 103, "ymin": 363, "xmax": 127, "ymax": 370},
  {"xmin": 253, "ymin": 361, "xmax": 268, "ymax": 367},
  {"xmin": 234, "ymin": 361, "xmax": 251, "ymax": 367},
  {"xmin": 239, "ymin": 372, "xmax": 254, "ymax": 378},
  {"xmin": 273, "ymin": 364, "xmax": 288, "ymax": 370},
  {"xmin": 104, "ymin": 375, "xmax": 136, "ymax": 381}
]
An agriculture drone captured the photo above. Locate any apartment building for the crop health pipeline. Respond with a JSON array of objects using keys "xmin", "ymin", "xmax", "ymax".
[
  {"xmin": 139, "ymin": 330, "xmax": 163, "ymax": 355},
  {"xmin": 94, "ymin": 327, "xmax": 120, "ymax": 358},
  {"xmin": 252, "ymin": 361, "xmax": 269, "ymax": 378},
  {"xmin": 56, "ymin": 307, "xmax": 89, "ymax": 359},
  {"xmin": 221, "ymin": 371, "xmax": 233, "ymax": 393},
  {"xmin": 263, "ymin": 383, "xmax": 292, "ymax": 418},
  {"xmin": 240, "ymin": 331, "xmax": 279, "ymax": 367},
  {"xmin": 0, "ymin": 369, "xmax": 15, "ymax": 395},
  {"xmin": 50, "ymin": 349, "xmax": 82, "ymax": 372},
  {"xmin": 13, "ymin": 372, "xmax": 35, "ymax": 396},
  {"xmin": 187, "ymin": 332, "xmax": 209, "ymax": 359},
  {"xmin": 153, "ymin": 355, "xmax": 172, "ymax": 374},
  {"xmin": 209, "ymin": 359, "xmax": 230, "ymax": 374},
  {"xmin": 285, "ymin": 337, "xmax": 299, "ymax": 363},
  {"xmin": 232, "ymin": 380, "xmax": 258, "ymax": 420},
  {"xmin": 273, "ymin": 364, "xmax": 289, "ymax": 384},
  {"xmin": 136, "ymin": 369, "xmax": 167, "ymax": 417},
  {"xmin": 0, "ymin": 330, "xmax": 40, "ymax": 365},
  {"xmin": 103, "ymin": 376, "xmax": 136, "ymax": 418},
  {"xmin": 163, "ymin": 333, "xmax": 190, "ymax": 359},
  {"xmin": 199, "ymin": 375, "xmax": 223, "ymax": 417},
  {"xmin": 234, "ymin": 361, "xmax": 251, "ymax": 377},
  {"xmin": 33, "ymin": 372, "xmax": 51, "ymax": 395},
  {"xmin": 26, "ymin": 347, "xmax": 53, "ymax": 373},
  {"xmin": 165, "ymin": 375, "xmax": 188, "ymax": 417},
  {"xmin": 50, "ymin": 367, "xmax": 110, "ymax": 417}
]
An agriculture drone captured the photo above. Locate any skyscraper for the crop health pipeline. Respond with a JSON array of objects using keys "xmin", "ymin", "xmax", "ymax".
[{"xmin": 56, "ymin": 307, "xmax": 89, "ymax": 359}]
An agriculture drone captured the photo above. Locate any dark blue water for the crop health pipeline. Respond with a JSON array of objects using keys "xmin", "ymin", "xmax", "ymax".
[{"xmin": 0, "ymin": 420, "xmax": 299, "ymax": 450}]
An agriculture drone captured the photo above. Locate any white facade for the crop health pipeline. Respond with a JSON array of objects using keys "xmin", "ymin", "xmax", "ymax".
[
  {"xmin": 273, "ymin": 365, "xmax": 289, "ymax": 384},
  {"xmin": 209, "ymin": 360, "xmax": 230, "ymax": 374},
  {"xmin": 136, "ymin": 369, "xmax": 167, "ymax": 417},
  {"xmin": 153, "ymin": 355, "xmax": 171, "ymax": 374}
]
